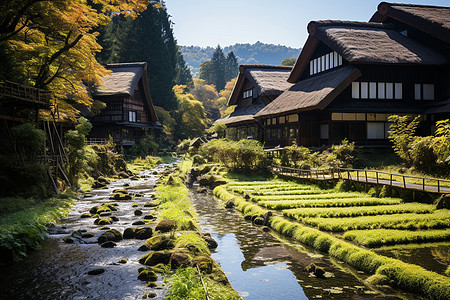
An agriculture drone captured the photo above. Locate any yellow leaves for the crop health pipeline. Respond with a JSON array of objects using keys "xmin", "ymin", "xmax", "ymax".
[{"xmin": 153, "ymin": 4, "xmax": 163, "ymax": 9}]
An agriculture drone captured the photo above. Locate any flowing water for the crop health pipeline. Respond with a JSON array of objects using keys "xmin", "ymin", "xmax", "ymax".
[
  {"xmin": 0, "ymin": 163, "xmax": 428, "ymax": 299},
  {"xmin": 0, "ymin": 165, "xmax": 171, "ymax": 300}
]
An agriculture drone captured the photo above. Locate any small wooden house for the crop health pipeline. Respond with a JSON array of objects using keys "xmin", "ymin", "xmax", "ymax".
[
  {"xmin": 90, "ymin": 62, "xmax": 161, "ymax": 146},
  {"xmin": 215, "ymin": 65, "xmax": 293, "ymax": 141},
  {"xmin": 254, "ymin": 3, "xmax": 449, "ymax": 148}
]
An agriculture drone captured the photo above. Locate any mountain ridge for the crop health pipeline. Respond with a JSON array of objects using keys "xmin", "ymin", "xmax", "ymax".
[{"xmin": 181, "ymin": 41, "xmax": 301, "ymax": 77}]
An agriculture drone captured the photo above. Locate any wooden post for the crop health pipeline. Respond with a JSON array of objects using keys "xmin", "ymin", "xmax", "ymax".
[
  {"xmin": 438, "ymin": 180, "xmax": 440, "ymax": 193},
  {"xmin": 365, "ymin": 170, "xmax": 368, "ymax": 182},
  {"xmin": 423, "ymin": 178, "xmax": 425, "ymax": 191},
  {"xmin": 376, "ymin": 171, "xmax": 379, "ymax": 184},
  {"xmin": 390, "ymin": 174, "xmax": 392, "ymax": 186},
  {"xmin": 403, "ymin": 176, "xmax": 406, "ymax": 188}
]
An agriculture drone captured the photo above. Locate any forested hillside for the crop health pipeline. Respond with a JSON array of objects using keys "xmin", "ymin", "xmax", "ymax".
[{"xmin": 181, "ymin": 42, "xmax": 301, "ymax": 77}]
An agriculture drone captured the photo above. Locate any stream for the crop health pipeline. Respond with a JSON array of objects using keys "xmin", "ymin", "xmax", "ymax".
[{"xmin": 0, "ymin": 163, "xmax": 423, "ymax": 299}]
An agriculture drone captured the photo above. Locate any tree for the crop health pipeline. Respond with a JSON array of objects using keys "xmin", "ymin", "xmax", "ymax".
[
  {"xmin": 199, "ymin": 60, "xmax": 214, "ymax": 85},
  {"xmin": 281, "ymin": 58, "xmax": 296, "ymax": 66},
  {"xmin": 119, "ymin": 3, "xmax": 179, "ymax": 111},
  {"xmin": 172, "ymin": 85, "xmax": 209, "ymax": 140},
  {"xmin": 388, "ymin": 115, "xmax": 421, "ymax": 163},
  {"xmin": 0, "ymin": 0, "xmax": 149, "ymax": 120},
  {"xmin": 211, "ymin": 45, "xmax": 226, "ymax": 91},
  {"xmin": 176, "ymin": 46, "xmax": 193, "ymax": 87},
  {"xmin": 189, "ymin": 79, "xmax": 220, "ymax": 121},
  {"xmin": 225, "ymin": 51, "xmax": 238, "ymax": 81}
]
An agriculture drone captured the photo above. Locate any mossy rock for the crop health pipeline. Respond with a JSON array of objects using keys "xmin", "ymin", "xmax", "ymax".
[
  {"xmin": 87, "ymin": 268, "xmax": 105, "ymax": 275},
  {"xmin": 100, "ymin": 241, "xmax": 116, "ymax": 248},
  {"xmin": 63, "ymin": 236, "xmax": 75, "ymax": 244},
  {"xmin": 305, "ymin": 263, "xmax": 325, "ymax": 278},
  {"xmin": 89, "ymin": 206, "xmax": 99, "ymax": 214},
  {"xmin": 134, "ymin": 210, "xmax": 143, "ymax": 216},
  {"xmin": 123, "ymin": 228, "xmax": 136, "ymax": 239},
  {"xmin": 253, "ymin": 217, "xmax": 264, "ymax": 226},
  {"xmin": 135, "ymin": 227, "xmax": 153, "ymax": 240},
  {"xmin": 435, "ymin": 194, "xmax": 450, "ymax": 209},
  {"xmin": 138, "ymin": 269, "xmax": 158, "ymax": 281},
  {"xmin": 144, "ymin": 201, "xmax": 159, "ymax": 208},
  {"xmin": 203, "ymin": 235, "xmax": 218, "ymax": 249},
  {"xmin": 118, "ymin": 258, "xmax": 127, "ymax": 264},
  {"xmin": 110, "ymin": 192, "xmax": 132, "ymax": 201},
  {"xmin": 97, "ymin": 176, "xmax": 110, "ymax": 184},
  {"xmin": 147, "ymin": 282, "xmax": 157, "ymax": 288},
  {"xmin": 111, "ymin": 216, "xmax": 119, "ymax": 222},
  {"xmin": 80, "ymin": 213, "xmax": 92, "ymax": 218},
  {"xmin": 365, "ymin": 274, "xmax": 391, "ymax": 285},
  {"xmin": 82, "ymin": 232, "xmax": 95, "ymax": 238},
  {"xmin": 145, "ymin": 234, "xmax": 175, "ymax": 250},
  {"xmin": 142, "ymin": 292, "xmax": 156, "ymax": 299},
  {"xmin": 99, "ymin": 226, "xmax": 110, "ymax": 230},
  {"xmin": 192, "ymin": 255, "xmax": 214, "ymax": 273},
  {"xmin": 132, "ymin": 204, "xmax": 139, "ymax": 208},
  {"xmin": 92, "ymin": 180, "xmax": 107, "ymax": 189},
  {"xmin": 155, "ymin": 220, "xmax": 177, "ymax": 233},
  {"xmin": 132, "ymin": 220, "xmax": 146, "ymax": 226},
  {"xmin": 94, "ymin": 217, "xmax": 112, "ymax": 225},
  {"xmin": 143, "ymin": 214, "xmax": 155, "ymax": 220},
  {"xmin": 170, "ymin": 252, "xmax": 191, "ymax": 269},
  {"xmin": 98, "ymin": 229, "xmax": 123, "ymax": 243},
  {"xmin": 139, "ymin": 251, "xmax": 172, "ymax": 266},
  {"xmin": 118, "ymin": 171, "xmax": 129, "ymax": 178},
  {"xmin": 138, "ymin": 245, "xmax": 149, "ymax": 251}
]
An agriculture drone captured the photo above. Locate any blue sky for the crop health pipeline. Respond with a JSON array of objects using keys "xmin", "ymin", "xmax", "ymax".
[{"xmin": 165, "ymin": 0, "xmax": 450, "ymax": 48}]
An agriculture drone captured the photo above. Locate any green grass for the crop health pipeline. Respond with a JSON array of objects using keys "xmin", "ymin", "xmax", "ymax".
[
  {"xmin": 128, "ymin": 155, "xmax": 175, "ymax": 173},
  {"xmin": 252, "ymin": 192, "xmax": 367, "ymax": 201},
  {"xmin": 344, "ymin": 229, "xmax": 450, "ymax": 248},
  {"xmin": 259, "ymin": 197, "xmax": 402, "ymax": 210},
  {"xmin": 301, "ymin": 210, "xmax": 450, "ymax": 232},
  {"xmin": 284, "ymin": 203, "xmax": 435, "ymax": 219},
  {"xmin": 0, "ymin": 193, "xmax": 75, "ymax": 261},
  {"xmin": 155, "ymin": 184, "xmax": 199, "ymax": 231}
]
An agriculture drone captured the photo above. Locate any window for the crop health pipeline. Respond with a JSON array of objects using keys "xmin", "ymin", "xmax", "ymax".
[
  {"xmin": 367, "ymin": 122, "xmax": 386, "ymax": 139},
  {"xmin": 352, "ymin": 82, "xmax": 360, "ymax": 99},
  {"xmin": 320, "ymin": 124, "xmax": 329, "ymax": 139},
  {"xmin": 243, "ymin": 89, "xmax": 253, "ymax": 99},
  {"xmin": 128, "ymin": 111, "xmax": 136, "ymax": 122},
  {"xmin": 378, "ymin": 83, "xmax": 385, "ymax": 99},
  {"xmin": 309, "ymin": 51, "xmax": 343, "ymax": 75},
  {"xmin": 361, "ymin": 82, "xmax": 368, "ymax": 99},
  {"xmin": 369, "ymin": 82, "xmax": 377, "ymax": 99},
  {"xmin": 415, "ymin": 83, "xmax": 434, "ymax": 100},
  {"xmin": 394, "ymin": 83, "xmax": 402, "ymax": 99},
  {"xmin": 386, "ymin": 83, "xmax": 393, "ymax": 99}
]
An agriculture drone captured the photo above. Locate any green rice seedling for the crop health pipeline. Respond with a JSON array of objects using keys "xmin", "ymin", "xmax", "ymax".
[
  {"xmin": 302, "ymin": 210, "xmax": 450, "ymax": 232},
  {"xmin": 166, "ymin": 267, "xmax": 206, "ymax": 300},
  {"xmin": 252, "ymin": 192, "xmax": 367, "ymax": 202},
  {"xmin": 259, "ymin": 197, "xmax": 402, "ymax": 210},
  {"xmin": 283, "ymin": 203, "xmax": 435, "ymax": 219},
  {"xmin": 254, "ymin": 189, "xmax": 333, "ymax": 196},
  {"xmin": 343, "ymin": 229, "xmax": 450, "ymax": 248},
  {"xmin": 174, "ymin": 232, "xmax": 210, "ymax": 255}
]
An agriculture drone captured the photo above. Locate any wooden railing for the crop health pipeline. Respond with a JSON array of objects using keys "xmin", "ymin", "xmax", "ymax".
[
  {"xmin": 0, "ymin": 80, "xmax": 52, "ymax": 104},
  {"xmin": 270, "ymin": 164, "xmax": 450, "ymax": 193}
]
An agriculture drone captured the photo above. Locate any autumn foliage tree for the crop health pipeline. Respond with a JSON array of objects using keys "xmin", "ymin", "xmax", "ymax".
[{"xmin": 0, "ymin": 0, "xmax": 149, "ymax": 120}]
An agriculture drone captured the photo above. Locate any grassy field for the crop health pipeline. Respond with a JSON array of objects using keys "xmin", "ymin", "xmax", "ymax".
[{"xmin": 214, "ymin": 178, "xmax": 450, "ymax": 300}]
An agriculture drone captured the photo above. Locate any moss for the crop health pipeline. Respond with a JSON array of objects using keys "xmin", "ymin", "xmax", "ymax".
[
  {"xmin": 146, "ymin": 234, "xmax": 175, "ymax": 250},
  {"xmin": 94, "ymin": 217, "xmax": 112, "ymax": 225},
  {"xmin": 82, "ymin": 232, "xmax": 94, "ymax": 238},
  {"xmin": 138, "ymin": 269, "xmax": 158, "ymax": 281},
  {"xmin": 118, "ymin": 258, "xmax": 127, "ymax": 264}
]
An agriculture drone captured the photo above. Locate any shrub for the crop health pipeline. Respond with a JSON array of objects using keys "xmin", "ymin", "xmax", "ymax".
[
  {"xmin": 388, "ymin": 115, "xmax": 420, "ymax": 163},
  {"xmin": 410, "ymin": 136, "xmax": 437, "ymax": 171}
]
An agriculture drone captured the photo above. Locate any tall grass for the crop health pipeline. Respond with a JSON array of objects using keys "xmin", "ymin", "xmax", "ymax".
[
  {"xmin": 344, "ymin": 229, "xmax": 450, "ymax": 248},
  {"xmin": 252, "ymin": 192, "xmax": 367, "ymax": 201}
]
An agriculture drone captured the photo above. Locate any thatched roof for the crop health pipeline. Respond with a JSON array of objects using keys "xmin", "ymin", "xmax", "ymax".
[
  {"xmin": 370, "ymin": 2, "xmax": 450, "ymax": 44},
  {"xmin": 215, "ymin": 104, "xmax": 265, "ymax": 126},
  {"xmin": 94, "ymin": 62, "xmax": 146, "ymax": 97},
  {"xmin": 312, "ymin": 20, "xmax": 448, "ymax": 65},
  {"xmin": 228, "ymin": 65, "xmax": 293, "ymax": 105},
  {"xmin": 288, "ymin": 20, "xmax": 448, "ymax": 83},
  {"xmin": 255, "ymin": 66, "xmax": 361, "ymax": 118}
]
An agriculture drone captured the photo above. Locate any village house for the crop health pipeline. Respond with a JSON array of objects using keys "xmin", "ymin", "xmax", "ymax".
[
  {"xmin": 89, "ymin": 62, "xmax": 161, "ymax": 147},
  {"xmin": 215, "ymin": 64, "xmax": 293, "ymax": 141},
  {"xmin": 251, "ymin": 2, "xmax": 449, "ymax": 148}
]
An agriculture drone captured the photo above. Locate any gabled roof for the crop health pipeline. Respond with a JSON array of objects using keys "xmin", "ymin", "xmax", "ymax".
[
  {"xmin": 255, "ymin": 66, "xmax": 361, "ymax": 118},
  {"xmin": 94, "ymin": 62, "xmax": 147, "ymax": 97},
  {"xmin": 215, "ymin": 104, "xmax": 265, "ymax": 125},
  {"xmin": 288, "ymin": 20, "xmax": 448, "ymax": 83},
  {"xmin": 228, "ymin": 65, "xmax": 293, "ymax": 105},
  {"xmin": 93, "ymin": 62, "xmax": 159, "ymax": 123},
  {"xmin": 370, "ymin": 2, "xmax": 450, "ymax": 44}
]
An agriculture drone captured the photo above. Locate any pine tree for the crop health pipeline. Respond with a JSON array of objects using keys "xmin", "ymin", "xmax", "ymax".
[
  {"xmin": 176, "ymin": 46, "xmax": 193, "ymax": 87},
  {"xmin": 211, "ymin": 45, "xmax": 226, "ymax": 91},
  {"xmin": 225, "ymin": 51, "xmax": 238, "ymax": 83},
  {"xmin": 119, "ymin": 4, "xmax": 179, "ymax": 110}
]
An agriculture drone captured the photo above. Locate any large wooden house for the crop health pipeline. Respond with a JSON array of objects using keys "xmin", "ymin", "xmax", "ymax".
[
  {"xmin": 89, "ymin": 62, "xmax": 161, "ymax": 146},
  {"xmin": 253, "ymin": 3, "xmax": 449, "ymax": 148},
  {"xmin": 215, "ymin": 65, "xmax": 293, "ymax": 141}
]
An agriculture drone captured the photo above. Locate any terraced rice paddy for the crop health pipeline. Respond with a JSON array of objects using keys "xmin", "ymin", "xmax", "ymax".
[{"xmin": 216, "ymin": 179, "xmax": 450, "ymax": 299}]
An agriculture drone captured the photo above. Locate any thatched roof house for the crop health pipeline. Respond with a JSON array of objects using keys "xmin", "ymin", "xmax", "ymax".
[
  {"xmin": 256, "ymin": 3, "xmax": 449, "ymax": 148},
  {"xmin": 90, "ymin": 62, "xmax": 161, "ymax": 146},
  {"xmin": 215, "ymin": 65, "xmax": 293, "ymax": 141}
]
